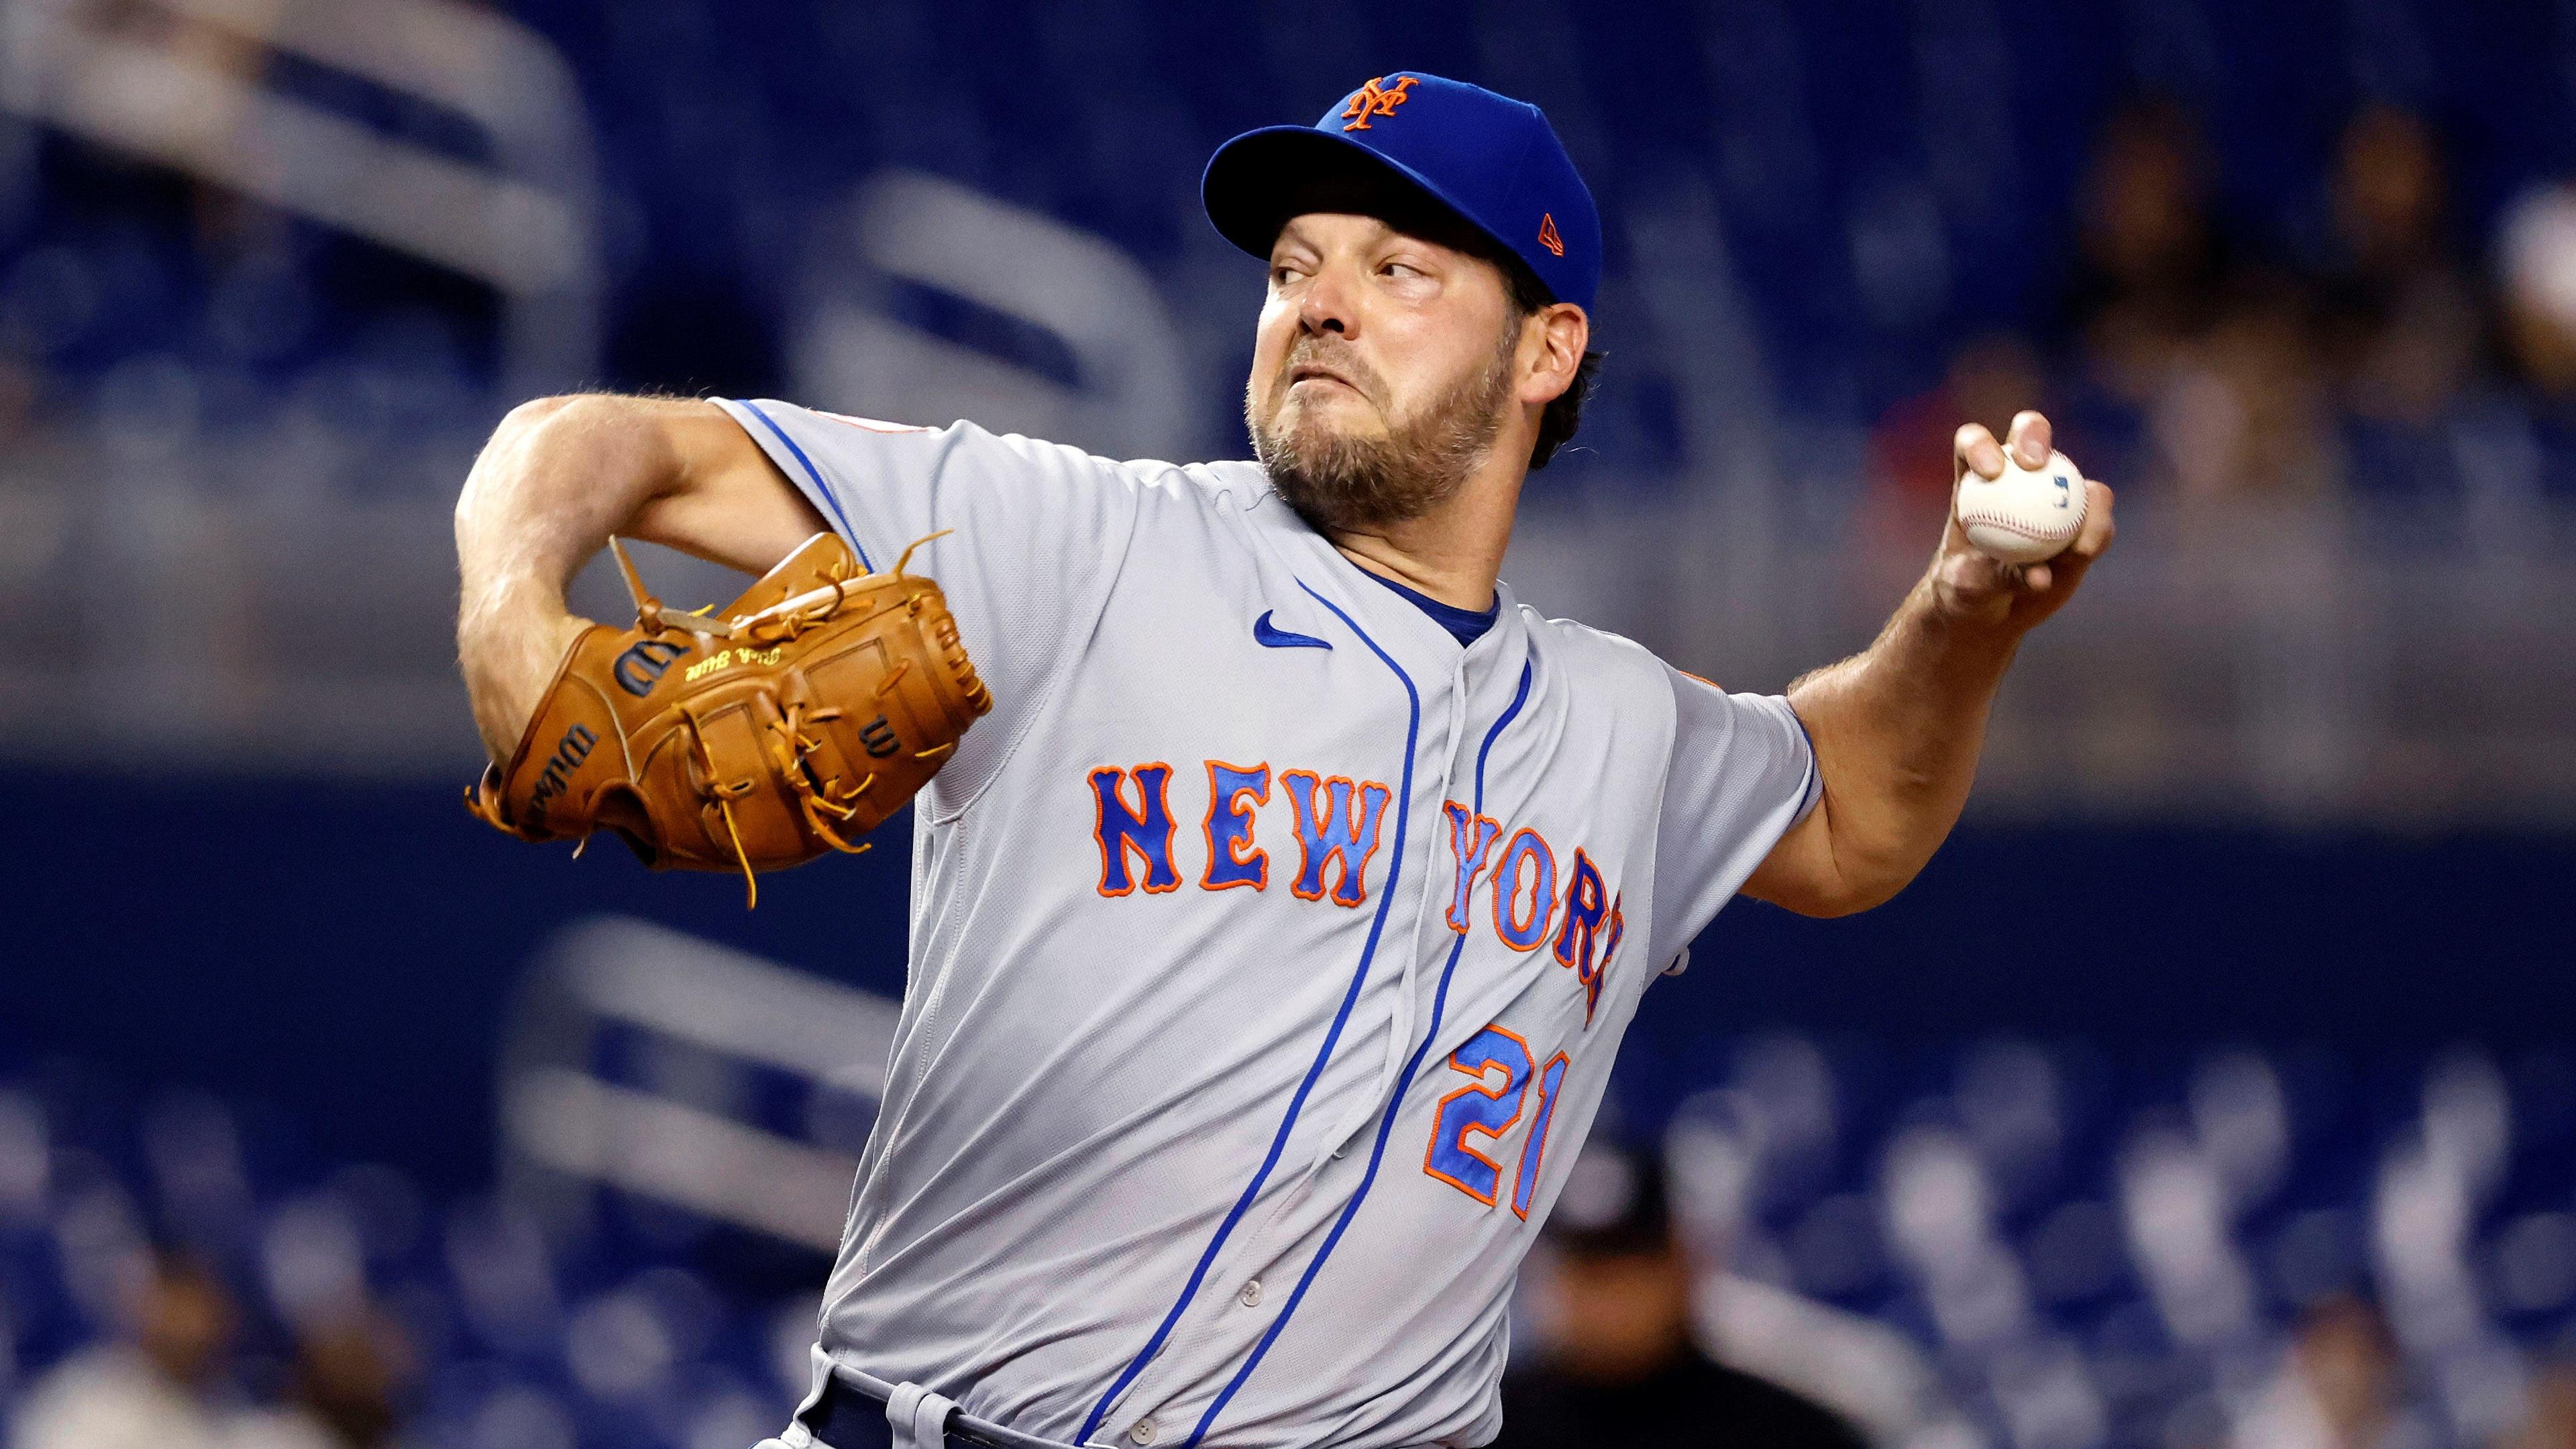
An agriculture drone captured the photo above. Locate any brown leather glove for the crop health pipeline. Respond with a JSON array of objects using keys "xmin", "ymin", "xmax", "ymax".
[{"xmin": 467, "ymin": 531, "xmax": 990, "ymax": 904}]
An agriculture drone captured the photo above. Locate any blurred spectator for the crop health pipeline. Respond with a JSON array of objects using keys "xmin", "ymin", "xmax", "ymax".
[
  {"xmin": 2063, "ymin": 98, "xmax": 2239, "ymax": 401},
  {"xmin": 4, "ymin": 1244, "xmax": 386, "ymax": 1449},
  {"xmin": 2061, "ymin": 97, "xmax": 2331, "ymax": 499},
  {"xmin": 2512, "ymin": 1361, "xmax": 2576, "ymax": 1449},
  {"xmin": 280, "ymin": 1311, "xmax": 410, "ymax": 1449},
  {"xmin": 2498, "ymin": 180, "xmax": 2576, "ymax": 402},
  {"xmin": 2310, "ymin": 105, "xmax": 2483, "ymax": 426},
  {"xmin": 1495, "ymin": 1142, "xmax": 1864, "ymax": 1449},
  {"xmin": 10, "ymin": 1249, "xmax": 242, "ymax": 1449},
  {"xmin": 2228, "ymin": 1295, "xmax": 2420, "ymax": 1449}
]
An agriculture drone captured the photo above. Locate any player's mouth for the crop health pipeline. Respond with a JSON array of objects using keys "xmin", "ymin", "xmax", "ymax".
[{"xmin": 1287, "ymin": 364, "xmax": 1366, "ymax": 400}]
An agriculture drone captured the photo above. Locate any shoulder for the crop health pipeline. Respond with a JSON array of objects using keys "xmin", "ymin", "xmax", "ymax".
[
  {"xmin": 1515, "ymin": 603, "xmax": 1681, "ymax": 701},
  {"xmin": 943, "ymin": 425, "xmax": 1271, "ymax": 514},
  {"xmin": 1183, "ymin": 458, "xmax": 1277, "ymax": 509},
  {"xmin": 722, "ymin": 400, "xmax": 1262, "ymax": 506},
  {"xmin": 1516, "ymin": 601, "xmax": 1654, "ymax": 663}
]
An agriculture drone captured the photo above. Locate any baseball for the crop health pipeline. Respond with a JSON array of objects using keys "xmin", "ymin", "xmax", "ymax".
[{"xmin": 1955, "ymin": 448, "xmax": 2088, "ymax": 565}]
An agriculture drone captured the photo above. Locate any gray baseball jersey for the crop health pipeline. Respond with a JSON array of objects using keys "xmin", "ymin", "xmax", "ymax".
[{"xmin": 712, "ymin": 398, "xmax": 1819, "ymax": 1449}]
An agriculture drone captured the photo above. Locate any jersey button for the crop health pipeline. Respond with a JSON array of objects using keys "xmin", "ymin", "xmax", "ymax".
[
  {"xmin": 1238, "ymin": 1279, "xmax": 1263, "ymax": 1307},
  {"xmin": 1129, "ymin": 1416, "xmax": 1158, "ymax": 1445}
]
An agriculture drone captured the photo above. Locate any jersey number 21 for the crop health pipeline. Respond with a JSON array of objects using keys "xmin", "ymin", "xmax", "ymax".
[{"xmin": 1422, "ymin": 1025, "xmax": 1570, "ymax": 1220}]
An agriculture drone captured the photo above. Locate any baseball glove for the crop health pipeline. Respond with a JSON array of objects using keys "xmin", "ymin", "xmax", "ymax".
[{"xmin": 466, "ymin": 531, "xmax": 990, "ymax": 905}]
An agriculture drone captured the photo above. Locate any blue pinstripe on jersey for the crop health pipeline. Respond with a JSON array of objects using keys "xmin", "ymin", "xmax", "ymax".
[
  {"xmin": 1078, "ymin": 578, "xmax": 1423, "ymax": 1446},
  {"xmin": 732, "ymin": 398, "xmax": 876, "ymax": 572},
  {"xmin": 1185, "ymin": 656, "xmax": 1534, "ymax": 1446}
]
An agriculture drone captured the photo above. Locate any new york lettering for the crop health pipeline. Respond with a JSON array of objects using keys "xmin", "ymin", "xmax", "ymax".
[{"xmin": 1086, "ymin": 761, "xmax": 1627, "ymax": 1022}]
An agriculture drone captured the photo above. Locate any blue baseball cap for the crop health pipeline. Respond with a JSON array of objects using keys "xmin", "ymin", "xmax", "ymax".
[{"xmin": 1203, "ymin": 72, "xmax": 1601, "ymax": 312}]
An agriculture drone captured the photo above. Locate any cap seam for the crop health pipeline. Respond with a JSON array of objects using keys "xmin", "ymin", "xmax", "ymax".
[
  {"xmin": 1503, "ymin": 115, "xmax": 1541, "ymax": 252},
  {"xmin": 1499, "ymin": 111, "xmax": 1556, "ymax": 297}
]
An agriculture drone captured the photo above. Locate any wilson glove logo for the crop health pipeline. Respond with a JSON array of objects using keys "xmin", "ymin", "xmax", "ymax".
[
  {"xmin": 525, "ymin": 723, "xmax": 598, "ymax": 814},
  {"xmin": 859, "ymin": 714, "xmax": 900, "ymax": 758},
  {"xmin": 612, "ymin": 638, "xmax": 691, "ymax": 696}
]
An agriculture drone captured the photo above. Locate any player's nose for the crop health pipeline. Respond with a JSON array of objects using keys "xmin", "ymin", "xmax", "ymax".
[{"xmin": 1297, "ymin": 262, "xmax": 1358, "ymax": 337}]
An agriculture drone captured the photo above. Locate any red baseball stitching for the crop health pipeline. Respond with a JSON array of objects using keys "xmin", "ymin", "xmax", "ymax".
[{"xmin": 1955, "ymin": 508, "xmax": 2078, "ymax": 542}]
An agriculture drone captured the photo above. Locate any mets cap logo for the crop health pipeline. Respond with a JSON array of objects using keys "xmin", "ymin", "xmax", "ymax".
[{"xmin": 1340, "ymin": 75, "xmax": 1418, "ymax": 131}]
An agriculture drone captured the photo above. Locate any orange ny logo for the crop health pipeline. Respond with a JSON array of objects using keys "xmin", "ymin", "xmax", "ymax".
[
  {"xmin": 1537, "ymin": 213, "xmax": 1565, "ymax": 258},
  {"xmin": 1340, "ymin": 75, "xmax": 1418, "ymax": 131}
]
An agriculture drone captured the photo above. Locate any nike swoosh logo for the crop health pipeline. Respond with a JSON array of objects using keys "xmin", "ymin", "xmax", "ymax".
[{"xmin": 1253, "ymin": 610, "xmax": 1332, "ymax": 651}]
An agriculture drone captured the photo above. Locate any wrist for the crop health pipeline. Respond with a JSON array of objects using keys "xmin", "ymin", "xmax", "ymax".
[
  {"xmin": 1904, "ymin": 568, "xmax": 2027, "ymax": 680},
  {"xmin": 1921, "ymin": 550, "xmax": 2031, "ymax": 641},
  {"xmin": 458, "ymin": 587, "xmax": 589, "ymax": 763}
]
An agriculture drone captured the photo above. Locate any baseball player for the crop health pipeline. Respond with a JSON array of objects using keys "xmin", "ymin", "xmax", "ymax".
[{"xmin": 453, "ymin": 72, "xmax": 2113, "ymax": 1449}]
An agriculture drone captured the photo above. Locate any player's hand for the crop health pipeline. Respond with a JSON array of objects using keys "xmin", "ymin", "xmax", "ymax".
[{"xmin": 1931, "ymin": 410, "xmax": 2116, "ymax": 632}]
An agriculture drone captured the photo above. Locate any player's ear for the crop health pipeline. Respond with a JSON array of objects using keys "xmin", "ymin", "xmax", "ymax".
[{"xmin": 1521, "ymin": 303, "xmax": 1588, "ymax": 407}]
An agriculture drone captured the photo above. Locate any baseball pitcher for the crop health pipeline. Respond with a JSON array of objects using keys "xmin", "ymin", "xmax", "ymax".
[{"xmin": 453, "ymin": 72, "xmax": 2114, "ymax": 1449}]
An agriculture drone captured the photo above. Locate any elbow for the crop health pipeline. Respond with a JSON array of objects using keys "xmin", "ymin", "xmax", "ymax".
[
  {"xmin": 1798, "ymin": 874, "xmax": 1912, "ymax": 918},
  {"xmin": 467, "ymin": 395, "xmax": 578, "ymax": 476},
  {"xmin": 491, "ymin": 392, "xmax": 636, "ymax": 451},
  {"xmin": 458, "ymin": 394, "xmax": 612, "ymax": 514},
  {"xmin": 1770, "ymin": 854, "xmax": 1923, "ymax": 919},
  {"xmin": 492, "ymin": 392, "xmax": 594, "ymax": 445},
  {"xmin": 1744, "ymin": 798, "xmax": 1932, "ymax": 918},
  {"xmin": 1825, "ymin": 840, "xmax": 1937, "ymax": 915},
  {"xmin": 1766, "ymin": 883, "xmax": 1878, "ymax": 920}
]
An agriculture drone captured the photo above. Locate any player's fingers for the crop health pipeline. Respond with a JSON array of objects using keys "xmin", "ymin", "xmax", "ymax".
[
  {"xmin": 2005, "ymin": 410, "xmax": 2053, "ymax": 468},
  {"xmin": 2069, "ymin": 480, "xmax": 2117, "ymax": 558},
  {"xmin": 1953, "ymin": 423, "xmax": 2004, "ymax": 481},
  {"xmin": 2045, "ymin": 519, "xmax": 2109, "ymax": 591},
  {"xmin": 2045, "ymin": 545, "xmax": 2102, "ymax": 602},
  {"xmin": 2021, "ymin": 560, "xmax": 2052, "ymax": 592}
]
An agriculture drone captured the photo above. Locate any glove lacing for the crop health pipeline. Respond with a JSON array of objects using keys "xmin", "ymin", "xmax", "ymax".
[
  {"xmin": 594, "ymin": 531, "xmax": 979, "ymax": 910},
  {"xmin": 765, "ymin": 699, "xmax": 878, "ymax": 857},
  {"xmin": 678, "ymin": 701, "xmax": 765, "ymax": 909}
]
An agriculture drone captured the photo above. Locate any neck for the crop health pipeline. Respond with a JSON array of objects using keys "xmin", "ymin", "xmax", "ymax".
[{"xmin": 1325, "ymin": 451, "xmax": 1525, "ymax": 612}]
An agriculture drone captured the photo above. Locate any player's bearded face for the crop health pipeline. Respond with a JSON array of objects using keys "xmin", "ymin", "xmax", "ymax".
[{"xmin": 1248, "ymin": 317, "xmax": 1520, "ymax": 534}]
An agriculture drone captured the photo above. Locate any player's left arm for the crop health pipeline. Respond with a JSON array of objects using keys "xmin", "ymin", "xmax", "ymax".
[{"xmin": 1741, "ymin": 410, "xmax": 2116, "ymax": 918}]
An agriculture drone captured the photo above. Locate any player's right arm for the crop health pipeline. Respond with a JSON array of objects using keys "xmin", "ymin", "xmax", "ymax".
[
  {"xmin": 453, "ymin": 394, "xmax": 824, "ymax": 764},
  {"xmin": 1742, "ymin": 412, "xmax": 2114, "ymax": 917}
]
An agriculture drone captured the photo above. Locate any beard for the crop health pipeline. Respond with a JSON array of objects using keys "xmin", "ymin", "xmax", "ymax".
[{"xmin": 1246, "ymin": 325, "xmax": 1519, "ymax": 535}]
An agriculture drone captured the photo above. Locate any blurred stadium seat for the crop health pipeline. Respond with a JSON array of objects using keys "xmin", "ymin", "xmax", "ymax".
[
  {"xmin": 0, "ymin": 0, "xmax": 2571, "ymax": 818},
  {"xmin": 5, "ymin": 924, "xmax": 2574, "ymax": 1446}
]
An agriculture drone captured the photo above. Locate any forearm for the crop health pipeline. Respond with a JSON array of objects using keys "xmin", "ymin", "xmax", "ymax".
[
  {"xmin": 454, "ymin": 395, "xmax": 684, "ymax": 760},
  {"xmin": 1784, "ymin": 568, "xmax": 2023, "ymax": 908},
  {"xmin": 1749, "ymin": 413, "xmax": 2113, "ymax": 916}
]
